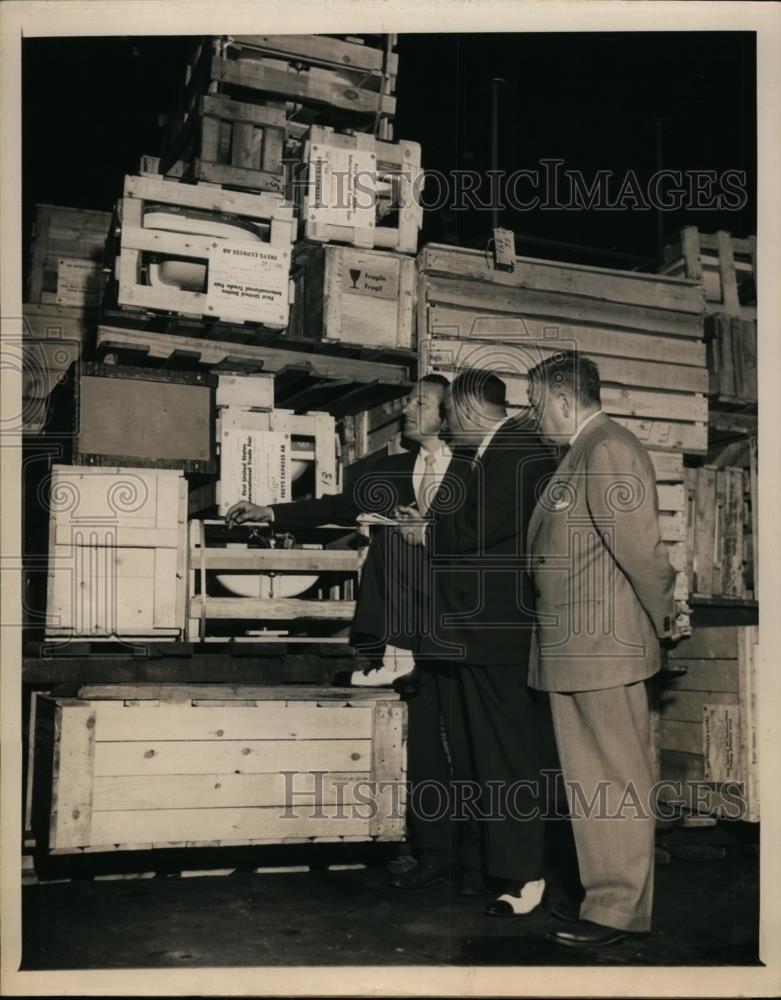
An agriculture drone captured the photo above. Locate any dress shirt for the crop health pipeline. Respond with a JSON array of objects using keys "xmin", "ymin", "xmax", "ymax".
[
  {"xmin": 476, "ymin": 415, "xmax": 515, "ymax": 460},
  {"xmin": 412, "ymin": 441, "xmax": 452, "ymax": 512}
]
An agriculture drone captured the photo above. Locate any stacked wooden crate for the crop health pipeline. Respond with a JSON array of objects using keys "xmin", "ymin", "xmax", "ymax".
[
  {"xmin": 684, "ymin": 446, "xmax": 757, "ymax": 601},
  {"xmin": 660, "ymin": 227, "xmax": 757, "ymax": 410},
  {"xmin": 658, "ymin": 625, "xmax": 758, "ymax": 822},
  {"xmin": 32, "ymin": 685, "xmax": 406, "ymax": 853},
  {"xmin": 416, "ymin": 243, "xmax": 708, "ymax": 600},
  {"xmin": 22, "ymin": 205, "xmax": 112, "ymax": 434}
]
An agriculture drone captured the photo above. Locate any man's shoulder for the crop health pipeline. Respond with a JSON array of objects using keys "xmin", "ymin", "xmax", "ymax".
[{"xmin": 584, "ymin": 417, "xmax": 650, "ymax": 467}]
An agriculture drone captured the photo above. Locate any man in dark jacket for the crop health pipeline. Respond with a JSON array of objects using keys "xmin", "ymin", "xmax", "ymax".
[
  {"xmin": 398, "ymin": 369, "xmax": 557, "ymax": 916},
  {"xmin": 225, "ymin": 375, "xmax": 483, "ymax": 893}
]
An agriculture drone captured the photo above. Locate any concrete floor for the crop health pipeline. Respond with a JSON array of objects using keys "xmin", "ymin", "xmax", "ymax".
[{"xmin": 21, "ymin": 822, "xmax": 760, "ymax": 969}]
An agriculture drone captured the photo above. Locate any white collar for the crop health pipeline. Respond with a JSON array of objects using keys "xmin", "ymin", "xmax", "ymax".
[
  {"xmin": 568, "ymin": 409, "xmax": 602, "ymax": 447},
  {"xmin": 418, "ymin": 440, "xmax": 452, "ymax": 461},
  {"xmin": 476, "ymin": 415, "xmax": 512, "ymax": 459}
]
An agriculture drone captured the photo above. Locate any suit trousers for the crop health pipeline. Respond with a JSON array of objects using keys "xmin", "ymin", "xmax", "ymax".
[
  {"xmin": 549, "ymin": 680, "xmax": 655, "ymax": 932},
  {"xmin": 417, "ymin": 661, "xmax": 547, "ymax": 883},
  {"xmin": 405, "ymin": 665, "xmax": 481, "ymax": 873}
]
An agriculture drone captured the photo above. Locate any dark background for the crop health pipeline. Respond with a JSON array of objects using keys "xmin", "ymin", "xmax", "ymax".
[{"xmin": 22, "ymin": 32, "xmax": 756, "ymax": 269}]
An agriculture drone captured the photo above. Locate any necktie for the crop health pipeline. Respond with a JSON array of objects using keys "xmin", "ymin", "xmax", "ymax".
[{"xmin": 417, "ymin": 450, "xmax": 439, "ymax": 515}]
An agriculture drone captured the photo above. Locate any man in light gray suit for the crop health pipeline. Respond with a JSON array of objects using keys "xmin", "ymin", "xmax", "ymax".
[{"xmin": 525, "ymin": 350, "xmax": 676, "ymax": 949}]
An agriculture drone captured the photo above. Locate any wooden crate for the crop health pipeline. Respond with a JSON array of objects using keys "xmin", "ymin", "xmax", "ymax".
[
  {"xmin": 187, "ymin": 519, "xmax": 363, "ymax": 643},
  {"xmin": 185, "ymin": 36, "xmax": 397, "ymax": 137},
  {"xmin": 95, "ymin": 323, "xmax": 412, "ymax": 389},
  {"xmin": 107, "ymin": 175, "xmax": 295, "ymax": 327},
  {"xmin": 45, "ymin": 466, "xmax": 187, "ymax": 641},
  {"xmin": 417, "ymin": 243, "xmax": 708, "ymax": 454},
  {"xmin": 21, "ymin": 303, "xmax": 96, "ymax": 434},
  {"xmin": 659, "ymin": 625, "xmax": 758, "ymax": 821},
  {"xmin": 27, "ymin": 204, "xmax": 111, "ymax": 307},
  {"xmin": 160, "ymin": 94, "xmax": 287, "ymax": 194},
  {"xmin": 649, "ymin": 450, "xmax": 689, "ymax": 603},
  {"xmin": 288, "ymin": 243, "xmax": 416, "ymax": 350},
  {"xmin": 293, "ymin": 126, "xmax": 422, "ymax": 254},
  {"xmin": 684, "ymin": 463, "xmax": 755, "ymax": 599},
  {"xmin": 705, "ymin": 313, "xmax": 757, "ymax": 406},
  {"xmin": 31, "ymin": 686, "xmax": 406, "ymax": 853},
  {"xmin": 72, "ymin": 363, "xmax": 217, "ymax": 473},
  {"xmin": 660, "ymin": 227, "xmax": 756, "ymax": 319}
]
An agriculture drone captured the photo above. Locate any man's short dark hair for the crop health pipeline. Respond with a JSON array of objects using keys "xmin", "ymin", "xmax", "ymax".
[
  {"xmin": 419, "ymin": 373, "xmax": 450, "ymax": 392},
  {"xmin": 449, "ymin": 369, "xmax": 507, "ymax": 408},
  {"xmin": 527, "ymin": 350, "xmax": 601, "ymax": 407}
]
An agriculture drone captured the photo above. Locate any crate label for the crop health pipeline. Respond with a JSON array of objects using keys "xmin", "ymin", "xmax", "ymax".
[
  {"xmin": 56, "ymin": 257, "xmax": 102, "ymax": 306},
  {"xmin": 703, "ymin": 703, "xmax": 741, "ymax": 782},
  {"xmin": 206, "ymin": 241, "xmax": 290, "ymax": 324},
  {"xmin": 308, "ymin": 144, "xmax": 376, "ymax": 230},
  {"xmin": 341, "ymin": 253, "xmax": 398, "ymax": 300},
  {"xmin": 218, "ymin": 429, "xmax": 291, "ymax": 513}
]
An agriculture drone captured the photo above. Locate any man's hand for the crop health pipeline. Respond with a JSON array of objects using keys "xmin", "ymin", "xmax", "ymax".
[
  {"xmin": 395, "ymin": 504, "xmax": 426, "ymax": 546},
  {"xmin": 670, "ymin": 600, "xmax": 693, "ymax": 642},
  {"xmin": 225, "ymin": 501, "xmax": 274, "ymax": 529}
]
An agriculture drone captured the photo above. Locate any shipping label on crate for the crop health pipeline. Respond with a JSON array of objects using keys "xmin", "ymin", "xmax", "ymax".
[
  {"xmin": 56, "ymin": 257, "xmax": 102, "ymax": 306},
  {"xmin": 219, "ymin": 429, "xmax": 291, "ymax": 513},
  {"xmin": 308, "ymin": 144, "xmax": 376, "ymax": 230},
  {"xmin": 703, "ymin": 703, "xmax": 741, "ymax": 783},
  {"xmin": 341, "ymin": 251, "xmax": 399, "ymax": 301},
  {"xmin": 206, "ymin": 241, "xmax": 290, "ymax": 325}
]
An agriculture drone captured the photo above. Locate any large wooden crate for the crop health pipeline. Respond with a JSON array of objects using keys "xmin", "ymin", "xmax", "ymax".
[
  {"xmin": 184, "ymin": 36, "xmax": 397, "ymax": 138},
  {"xmin": 27, "ymin": 204, "xmax": 112, "ymax": 307},
  {"xmin": 45, "ymin": 466, "xmax": 187, "ymax": 641},
  {"xmin": 293, "ymin": 126, "xmax": 422, "ymax": 254},
  {"xmin": 417, "ymin": 243, "xmax": 708, "ymax": 454},
  {"xmin": 649, "ymin": 450, "xmax": 689, "ymax": 603},
  {"xmin": 107, "ymin": 175, "xmax": 295, "ymax": 327},
  {"xmin": 32, "ymin": 686, "xmax": 406, "ymax": 853},
  {"xmin": 288, "ymin": 243, "xmax": 416, "ymax": 350},
  {"xmin": 705, "ymin": 313, "xmax": 757, "ymax": 407},
  {"xmin": 684, "ymin": 462, "xmax": 756, "ymax": 600},
  {"xmin": 659, "ymin": 227, "xmax": 756, "ymax": 320},
  {"xmin": 659, "ymin": 626, "xmax": 758, "ymax": 821},
  {"xmin": 160, "ymin": 94, "xmax": 287, "ymax": 194}
]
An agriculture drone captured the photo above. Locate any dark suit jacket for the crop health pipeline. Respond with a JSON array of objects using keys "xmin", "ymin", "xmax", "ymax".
[
  {"xmin": 420, "ymin": 416, "xmax": 556, "ymax": 666},
  {"xmin": 270, "ymin": 450, "xmax": 422, "ymax": 653}
]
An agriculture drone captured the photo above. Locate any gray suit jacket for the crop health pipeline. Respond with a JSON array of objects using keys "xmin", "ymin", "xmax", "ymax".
[{"xmin": 527, "ymin": 412, "xmax": 676, "ymax": 692}]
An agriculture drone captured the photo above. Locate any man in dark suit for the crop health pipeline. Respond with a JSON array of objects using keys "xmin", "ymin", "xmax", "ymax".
[
  {"xmin": 525, "ymin": 350, "xmax": 677, "ymax": 949},
  {"xmin": 225, "ymin": 375, "xmax": 484, "ymax": 893},
  {"xmin": 398, "ymin": 370, "xmax": 557, "ymax": 916}
]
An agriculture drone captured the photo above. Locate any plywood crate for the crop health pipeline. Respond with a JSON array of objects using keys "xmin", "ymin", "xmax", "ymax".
[
  {"xmin": 184, "ymin": 36, "xmax": 397, "ymax": 138},
  {"xmin": 160, "ymin": 94, "xmax": 287, "ymax": 194},
  {"xmin": 32, "ymin": 686, "xmax": 406, "ymax": 853},
  {"xmin": 659, "ymin": 625, "xmax": 758, "ymax": 821},
  {"xmin": 417, "ymin": 243, "xmax": 708, "ymax": 454},
  {"xmin": 72, "ymin": 363, "xmax": 217, "ymax": 473},
  {"xmin": 288, "ymin": 243, "xmax": 416, "ymax": 350},
  {"xmin": 659, "ymin": 227, "xmax": 756, "ymax": 319},
  {"xmin": 684, "ymin": 463, "xmax": 755, "ymax": 600},
  {"xmin": 293, "ymin": 126, "xmax": 422, "ymax": 254},
  {"xmin": 27, "ymin": 204, "xmax": 112, "ymax": 307},
  {"xmin": 705, "ymin": 313, "xmax": 757, "ymax": 407},
  {"xmin": 106, "ymin": 174, "xmax": 295, "ymax": 328},
  {"xmin": 45, "ymin": 465, "xmax": 187, "ymax": 641}
]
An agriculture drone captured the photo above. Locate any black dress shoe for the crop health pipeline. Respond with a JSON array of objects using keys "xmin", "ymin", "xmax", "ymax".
[
  {"xmin": 550, "ymin": 899, "xmax": 580, "ymax": 923},
  {"xmin": 546, "ymin": 918, "xmax": 643, "ymax": 949},
  {"xmin": 391, "ymin": 666, "xmax": 420, "ymax": 696},
  {"xmin": 485, "ymin": 879, "xmax": 546, "ymax": 917},
  {"xmin": 388, "ymin": 862, "xmax": 449, "ymax": 890},
  {"xmin": 457, "ymin": 870, "xmax": 491, "ymax": 896}
]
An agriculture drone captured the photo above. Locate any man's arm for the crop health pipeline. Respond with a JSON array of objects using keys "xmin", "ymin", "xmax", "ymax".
[{"xmin": 585, "ymin": 434, "xmax": 676, "ymax": 638}]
